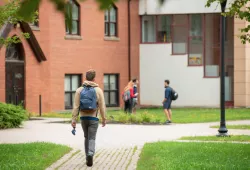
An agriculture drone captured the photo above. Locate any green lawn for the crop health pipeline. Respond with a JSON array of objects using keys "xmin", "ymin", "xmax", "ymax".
[
  {"xmin": 137, "ymin": 142, "xmax": 250, "ymax": 170},
  {"xmin": 210, "ymin": 125, "xmax": 250, "ymax": 129},
  {"xmin": 0, "ymin": 142, "xmax": 71, "ymax": 170},
  {"xmin": 33, "ymin": 108, "xmax": 250, "ymax": 124},
  {"xmin": 179, "ymin": 135, "xmax": 250, "ymax": 142}
]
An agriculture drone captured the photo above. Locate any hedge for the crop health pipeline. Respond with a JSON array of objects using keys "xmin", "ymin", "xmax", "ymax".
[{"xmin": 0, "ymin": 102, "xmax": 28, "ymax": 129}]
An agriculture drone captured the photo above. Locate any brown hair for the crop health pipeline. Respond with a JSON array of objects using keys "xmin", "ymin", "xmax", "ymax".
[
  {"xmin": 124, "ymin": 81, "xmax": 133, "ymax": 92},
  {"xmin": 86, "ymin": 69, "xmax": 96, "ymax": 81}
]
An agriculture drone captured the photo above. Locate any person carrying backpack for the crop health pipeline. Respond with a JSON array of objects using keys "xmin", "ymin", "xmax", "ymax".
[
  {"xmin": 122, "ymin": 81, "xmax": 137, "ymax": 113},
  {"xmin": 71, "ymin": 69, "xmax": 106, "ymax": 167},
  {"xmin": 162, "ymin": 79, "xmax": 178, "ymax": 124},
  {"xmin": 132, "ymin": 78, "xmax": 139, "ymax": 114}
]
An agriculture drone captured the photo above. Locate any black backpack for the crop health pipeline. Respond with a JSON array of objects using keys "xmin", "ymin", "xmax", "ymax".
[{"xmin": 171, "ymin": 88, "xmax": 178, "ymax": 101}]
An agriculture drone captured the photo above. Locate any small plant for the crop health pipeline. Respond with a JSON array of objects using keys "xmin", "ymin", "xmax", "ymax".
[
  {"xmin": 117, "ymin": 113, "xmax": 129, "ymax": 123},
  {"xmin": 0, "ymin": 102, "xmax": 28, "ymax": 129},
  {"xmin": 129, "ymin": 114, "xmax": 143, "ymax": 124},
  {"xmin": 140, "ymin": 111, "xmax": 151, "ymax": 123}
]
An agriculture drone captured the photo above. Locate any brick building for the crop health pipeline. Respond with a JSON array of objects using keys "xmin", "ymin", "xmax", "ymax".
[
  {"xmin": 0, "ymin": 0, "xmax": 249, "ymax": 113},
  {"xmin": 0, "ymin": 0, "xmax": 140, "ymax": 113}
]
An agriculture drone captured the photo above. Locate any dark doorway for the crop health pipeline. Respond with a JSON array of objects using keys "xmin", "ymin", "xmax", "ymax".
[{"xmin": 5, "ymin": 42, "xmax": 25, "ymax": 106}]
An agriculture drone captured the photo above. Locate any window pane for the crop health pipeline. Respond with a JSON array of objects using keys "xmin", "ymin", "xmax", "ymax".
[
  {"xmin": 64, "ymin": 75, "xmax": 71, "ymax": 91},
  {"xmin": 188, "ymin": 37, "xmax": 203, "ymax": 65},
  {"xmin": 72, "ymin": 3, "xmax": 78, "ymax": 20},
  {"xmin": 142, "ymin": 16, "xmax": 156, "ymax": 43},
  {"xmin": 110, "ymin": 75, "xmax": 117, "ymax": 90},
  {"xmin": 110, "ymin": 92, "xmax": 117, "ymax": 105},
  {"xmin": 105, "ymin": 23, "xmax": 109, "ymax": 36},
  {"xmin": 173, "ymin": 26, "xmax": 187, "ymax": 54},
  {"xmin": 72, "ymin": 21, "xmax": 78, "ymax": 34},
  {"xmin": 65, "ymin": 93, "xmax": 71, "ymax": 108},
  {"xmin": 110, "ymin": 7, "xmax": 116, "ymax": 22},
  {"xmin": 173, "ymin": 15, "xmax": 188, "ymax": 25},
  {"xmin": 105, "ymin": 10, "xmax": 109, "ymax": 21},
  {"xmin": 104, "ymin": 75, "xmax": 109, "ymax": 90},
  {"xmin": 72, "ymin": 75, "xmax": 79, "ymax": 91},
  {"xmin": 190, "ymin": 14, "xmax": 202, "ymax": 37},
  {"xmin": 110, "ymin": 23, "xmax": 116, "ymax": 36},
  {"xmin": 157, "ymin": 15, "xmax": 172, "ymax": 42},
  {"xmin": 104, "ymin": 92, "xmax": 109, "ymax": 105},
  {"xmin": 204, "ymin": 14, "xmax": 220, "ymax": 77}
]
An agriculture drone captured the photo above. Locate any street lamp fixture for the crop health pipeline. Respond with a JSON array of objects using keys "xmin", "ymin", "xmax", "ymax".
[{"xmin": 217, "ymin": 0, "xmax": 229, "ymax": 137}]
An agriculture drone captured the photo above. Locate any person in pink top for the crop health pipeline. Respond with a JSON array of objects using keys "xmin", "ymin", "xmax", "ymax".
[{"xmin": 123, "ymin": 81, "xmax": 138, "ymax": 113}]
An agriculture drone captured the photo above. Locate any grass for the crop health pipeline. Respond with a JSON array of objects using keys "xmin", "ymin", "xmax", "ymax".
[
  {"xmin": 32, "ymin": 108, "xmax": 250, "ymax": 124},
  {"xmin": 137, "ymin": 142, "xmax": 250, "ymax": 170},
  {"xmin": 0, "ymin": 142, "xmax": 72, "ymax": 170},
  {"xmin": 179, "ymin": 135, "xmax": 250, "ymax": 142},
  {"xmin": 210, "ymin": 125, "xmax": 250, "ymax": 129}
]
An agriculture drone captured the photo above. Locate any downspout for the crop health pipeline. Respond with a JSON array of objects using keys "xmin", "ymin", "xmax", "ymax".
[{"xmin": 128, "ymin": 0, "xmax": 131, "ymax": 81}]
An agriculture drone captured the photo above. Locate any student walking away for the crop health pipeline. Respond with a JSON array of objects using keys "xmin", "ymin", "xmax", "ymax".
[
  {"xmin": 162, "ymin": 80, "xmax": 178, "ymax": 124},
  {"xmin": 132, "ymin": 78, "xmax": 139, "ymax": 114},
  {"xmin": 122, "ymin": 81, "xmax": 137, "ymax": 113},
  {"xmin": 71, "ymin": 69, "xmax": 106, "ymax": 167}
]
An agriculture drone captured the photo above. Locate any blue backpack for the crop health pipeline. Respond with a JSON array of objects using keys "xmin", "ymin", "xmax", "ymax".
[{"xmin": 80, "ymin": 86, "xmax": 97, "ymax": 111}]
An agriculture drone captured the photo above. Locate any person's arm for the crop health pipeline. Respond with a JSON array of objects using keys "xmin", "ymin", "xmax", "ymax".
[
  {"xmin": 130, "ymin": 88, "xmax": 137, "ymax": 98},
  {"xmin": 72, "ymin": 88, "xmax": 80, "ymax": 127},
  {"xmin": 96, "ymin": 88, "xmax": 107, "ymax": 126},
  {"xmin": 162, "ymin": 89, "xmax": 169, "ymax": 103}
]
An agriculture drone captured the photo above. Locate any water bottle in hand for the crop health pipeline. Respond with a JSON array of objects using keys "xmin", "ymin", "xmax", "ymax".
[{"xmin": 71, "ymin": 127, "xmax": 76, "ymax": 135}]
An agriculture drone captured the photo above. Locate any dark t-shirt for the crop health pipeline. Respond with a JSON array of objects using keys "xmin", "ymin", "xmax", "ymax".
[
  {"xmin": 133, "ymin": 85, "xmax": 137, "ymax": 98},
  {"xmin": 165, "ymin": 86, "xmax": 172, "ymax": 101}
]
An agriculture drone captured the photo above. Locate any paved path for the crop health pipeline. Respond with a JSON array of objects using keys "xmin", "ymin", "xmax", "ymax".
[{"xmin": 0, "ymin": 118, "xmax": 250, "ymax": 169}]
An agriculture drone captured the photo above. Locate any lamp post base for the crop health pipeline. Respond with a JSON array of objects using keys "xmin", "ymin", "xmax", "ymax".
[
  {"xmin": 216, "ymin": 132, "xmax": 229, "ymax": 137},
  {"xmin": 217, "ymin": 126, "xmax": 229, "ymax": 137}
]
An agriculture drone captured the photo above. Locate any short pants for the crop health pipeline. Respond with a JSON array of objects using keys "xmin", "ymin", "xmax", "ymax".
[
  {"xmin": 132, "ymin": 98, "xmax": 138, "ymax": 108},
  {"xmin": 163, "ymin": 100, "xmax": 172, "ymax": 109}
]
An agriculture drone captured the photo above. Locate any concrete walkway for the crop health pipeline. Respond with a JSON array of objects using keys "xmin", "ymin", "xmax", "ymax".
[{"xmin": 0, "ymin": 118, "xmax": 250, "ymax": 170}]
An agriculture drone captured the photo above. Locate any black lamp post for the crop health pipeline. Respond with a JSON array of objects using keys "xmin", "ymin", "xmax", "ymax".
[{"xmin": 217, "ymin": 0, "xmax": 228, "ymax": 137}]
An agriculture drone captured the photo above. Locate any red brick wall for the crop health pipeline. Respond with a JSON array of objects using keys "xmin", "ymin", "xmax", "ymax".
[
  {"xmin": 46, "ymin": 0, "xmax": 130, "ymax": 111},
  {"xmin": 0, "ymin": 46, "xmax": 6, "ymax": 102},
  {"xmin": 130, "ymin": 0, "xmax": 140, "ymax": 104},
  {"xmin": 0, "ymin": 0, "xmax": 141, "ymax": 113}
]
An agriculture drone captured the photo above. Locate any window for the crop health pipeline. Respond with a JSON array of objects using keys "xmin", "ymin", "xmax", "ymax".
[
  {"xmin": 188, "ymin": 14, "xmax": 204, "ymax": 66},
  {"xmin": 141, "ymin": 15, "xmax": 171, "ymax": 43},
  {"xmin": 104, "ymin": 74, "xmax": 119, "ymax": 107},
  {"xmin": 65, "ymin": 0, "xmax": 80, "ymax": 35},
  {"xmin": 105, "ymin": 5, "xmax": 117, "ymax": 37},
  {"xmin": 157, "ymin": 15, "xmax": 172, "ymax": 43},
  {"xmin": 64, "ymin": 74, "xmax": 81, "ymax": 109},
  {"xmin": 142, "ymin": 16, "xmax": 156, "ymax": 43},
  {"xmin": 172, "ymin": 15, "xmax": 188, "ymax": 54},
  {"xmin": 204, "ymin": 14, "xmax": 221, "ymax": 77}
]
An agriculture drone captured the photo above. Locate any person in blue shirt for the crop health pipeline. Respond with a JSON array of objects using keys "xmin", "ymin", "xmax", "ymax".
[
  {"xmin": 162, "ymin": 80, "xmax": 172, "ymax": 124},
  {"xmin": 132, "ymin": 78, "xmax": 139, "ymax": 113}
]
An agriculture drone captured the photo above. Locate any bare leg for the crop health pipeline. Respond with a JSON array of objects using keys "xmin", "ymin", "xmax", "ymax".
[
  {"xmin": 167, "ymin": 109, "xmax": 172, "ymax": 121},
  {"xmin": 133, "ymin": 107, "xmax": 136, "ymax": 114},
  {"xmin": 164, "ymin": 109, "xmax": 170, "ymax": 120}
]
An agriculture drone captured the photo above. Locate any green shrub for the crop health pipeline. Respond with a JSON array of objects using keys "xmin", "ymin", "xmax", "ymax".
[
  {"xmin": 0, "ymin": 102, "xmax": 28, "ymax": 129},
  {"xmin": 117, "ymin": 113, "xmax": 129, "ymax": 123},
  {"xmin": 140, "ymin": 112, "xmax": 152, "ymax": 123},
  {"xmin": 129, "ymin": 114, "xmax": 142, "ymax": 124}
]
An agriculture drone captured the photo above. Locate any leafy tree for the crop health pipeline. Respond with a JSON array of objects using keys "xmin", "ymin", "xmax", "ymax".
[
  {"xmin": 0, "ymin": 0, "xmax": 37, "ymax": 45},
  {"xmin": 206, "ymin": 0, "xmax": 250, "ymax": 43}
]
